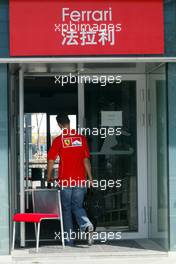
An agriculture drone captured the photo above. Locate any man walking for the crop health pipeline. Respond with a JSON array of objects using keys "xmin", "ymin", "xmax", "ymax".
[{"xmin": 47, "ymin": 113, "xmax": 94, "ymax": 246}]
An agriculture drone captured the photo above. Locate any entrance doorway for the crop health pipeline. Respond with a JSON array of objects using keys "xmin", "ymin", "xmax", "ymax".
[{"xmin": 9, "ymin": 62, "xmax": 168, "ymax": 250}]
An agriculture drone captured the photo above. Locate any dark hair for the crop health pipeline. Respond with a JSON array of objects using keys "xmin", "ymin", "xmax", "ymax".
[{"xmin": 56, "ymin": 113, "xmax": 70, "ymax": 125}]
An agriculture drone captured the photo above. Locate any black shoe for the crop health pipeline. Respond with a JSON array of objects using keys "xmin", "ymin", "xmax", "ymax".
[{"xmin": 86, "ymin": 226, "xmax": 94, "ymax": 246}]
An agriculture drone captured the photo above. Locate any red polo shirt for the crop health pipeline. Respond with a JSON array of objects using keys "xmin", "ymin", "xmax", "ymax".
[{"xmin": 47, "ymin": 129, "xmax": 90, "ymax": 187}]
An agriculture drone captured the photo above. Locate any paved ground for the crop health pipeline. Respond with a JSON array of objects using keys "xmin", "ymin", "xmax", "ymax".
[{"xmin": 1, "ymin": 239, "xmax": 176, "ymax": 264}]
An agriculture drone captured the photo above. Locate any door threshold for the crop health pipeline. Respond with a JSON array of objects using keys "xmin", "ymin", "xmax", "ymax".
[{"xmin": 12, "ymin": 239, "xmax": 167, "ymax": 258}]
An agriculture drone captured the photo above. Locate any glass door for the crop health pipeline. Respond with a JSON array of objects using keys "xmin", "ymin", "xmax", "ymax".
[
  {"xmin": 81, "ymin": 74, "xmax": 148, "ymax": 239},
  {"xmin": 147, "ymin": 66, "xmax": 169, "ymax": 250}
]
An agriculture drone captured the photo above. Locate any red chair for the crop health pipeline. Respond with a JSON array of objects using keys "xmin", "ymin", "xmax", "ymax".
[{"xmin": 12, "ymin": 189, "xmax": 65, "ymax": 252}]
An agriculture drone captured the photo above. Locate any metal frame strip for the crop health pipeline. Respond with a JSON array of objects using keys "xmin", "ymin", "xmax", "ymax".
[
  {"xmin": 0, "ymin": 57, "xmax": 176, "ymax": 64},
  {"xmin": 19, "ymin": 68, "xmax": 25, "ymax": 247}
]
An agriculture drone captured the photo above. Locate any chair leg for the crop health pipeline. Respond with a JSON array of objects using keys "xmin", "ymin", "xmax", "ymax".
[
  {"xmin": 60, "ymin": 220, "xmax": 65, "ymax": 248},
  {"xmin": 36, "ymin": 223, "xmax": 40, "ymax": 253},
  {"xmin": 12, "ymin": 222, "xmax": 16, "ymax": 251},
  {"xmin": 34, "ymin": 223, "xmax": 37, "ymax": 238}
]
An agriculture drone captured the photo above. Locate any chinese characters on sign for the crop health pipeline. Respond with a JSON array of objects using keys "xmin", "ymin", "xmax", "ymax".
[{"xmin": 54, "ymin": 7, "xmax": 122, "ymax": 47}]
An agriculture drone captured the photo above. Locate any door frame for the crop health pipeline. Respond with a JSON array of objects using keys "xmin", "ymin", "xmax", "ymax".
[{"xmin": 18, "ymin": 70, "xmax": 148, "ymax": 246}]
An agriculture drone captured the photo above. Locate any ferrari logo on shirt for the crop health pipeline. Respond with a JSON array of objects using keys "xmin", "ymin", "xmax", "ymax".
[
  {"xmin": 62, "ymin": 137, "xmax": 82, "ymax": 148},
  {"xmin": 63, "ymin": 138, "xmax": 72, "ymax": 147}
]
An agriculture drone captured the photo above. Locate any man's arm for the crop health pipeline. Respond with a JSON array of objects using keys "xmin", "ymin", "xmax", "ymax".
[
  {"xmin": 47, "ymin": 159, "xmax": 55, "ymax": 182},
  {"xmin": 84, "ymin": 158, "xmax": 93, "ymax": 186},
  {"xmin": 47, "ymin": 137, "xmax": 60, "ymax": 182}
]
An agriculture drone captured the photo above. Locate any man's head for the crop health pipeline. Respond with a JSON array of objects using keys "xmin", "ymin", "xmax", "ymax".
[{"xmin": 56, "ymin": 113, "xmax": 70, "ymax": 129}]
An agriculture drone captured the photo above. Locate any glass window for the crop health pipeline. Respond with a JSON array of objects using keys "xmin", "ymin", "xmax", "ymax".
[{"xmin": 85, "ymin": 81, "xmax": 138, "ymax": 231}]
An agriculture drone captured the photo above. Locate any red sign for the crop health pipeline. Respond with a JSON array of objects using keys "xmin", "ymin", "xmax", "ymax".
[{"xmin": 9, "ymin": 0, "xmax": 164, "ymax": 56}]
